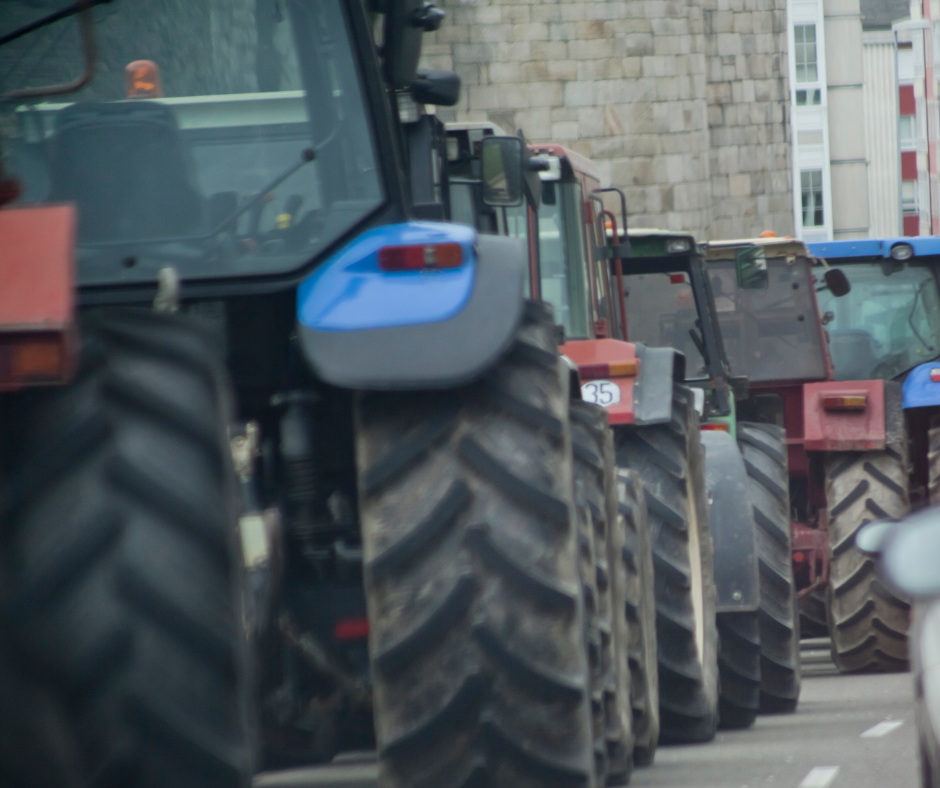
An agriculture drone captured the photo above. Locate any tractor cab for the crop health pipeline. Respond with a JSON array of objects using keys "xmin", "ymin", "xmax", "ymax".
[
  {"xmin": 616, "ymin": 229, "xmax": 742, "ymax": 426},
  {"xmin": 807, "ymin": 238, "xmax": 940, "ymax": 388}
]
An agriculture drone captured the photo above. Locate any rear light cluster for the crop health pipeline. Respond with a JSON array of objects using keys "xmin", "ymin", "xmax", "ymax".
[
  {"xmin": 579, "ymin": 360, "xmax": 638, "ymax": 380},
  {"xmin": 700, "ymin": 422, "xmax": 730, "ymax": 432},
  {"xmin": 378, "ymin": 243, "xmax": 463, "ymax": 271},
  {"xmin": 0, "ymin": 334, "xmax": 70, "ymax": 388},
  {"xmin": 334, "ymin": 617, "xmax": 370, "ymax": 642},
  {"xmin": 930, "ymin": 368, "xmax": 940, "ymax": 382},
  {"xmin": 821, "ymin": 394, "xmax": 866, "ymax": 412}
]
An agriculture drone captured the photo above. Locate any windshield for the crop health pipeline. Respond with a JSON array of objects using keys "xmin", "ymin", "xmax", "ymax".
[
  {"xmin": 623, "ymin": 271, "xmax": 709, "ymax": 379},
  {"xmin": 817, "ymin": 262, "xmax": 940, "ymax": 380},
  {"xmin": 0, "ymin": 0, "xmax": 384, "ymax": 285},
  {"xmin": 705, "ymin": 256, "xmax": 828, "ymax": 382},
  {"xmin": 538, "ymin": 181, "xmax": 591, "ymax": 339}
]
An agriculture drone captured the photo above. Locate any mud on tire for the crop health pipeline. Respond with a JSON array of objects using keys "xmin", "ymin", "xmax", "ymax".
[
  {"xmin": 616, "ymin": 388, "xmax": 719, "ymax": 744},
  {"xmin": 737, "ymin": 422, "xmax": 801, "ymax": 713},
  {"xmin": 826, "ymin": 448, "xmax": 911, "ymax": 672},
  {"xmin": 356, "ymin": 301, "xmax": 594, "ymax": 788},
  {"xmin": 0, "ymin": 310, "xmax": 253, "ymax": 788}
]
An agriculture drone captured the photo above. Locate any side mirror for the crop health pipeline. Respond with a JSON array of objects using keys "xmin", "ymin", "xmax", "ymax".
[
  {"xmin": 481, "ymin": 136, "xmax": 524, "ymax": 207},
  {"xmin": 384, "ymin": 0, "xmax": 444, "ymax": 89},
  {"xmin": 880, "ymin": 507, "xmax": 940, "ymax": 597},
  {"xmin": 855, "ymin": 519, "xmax": 898, "ymax": 557},
  {"xmin": 734, "ymin": 246, "xmax": 768, "ymax": 290},
  {"xmin": 410, "ymin": 69, "xmax": 460, "ymax": 106},
  {"xmin": 824, "ymin": 268, "xmax": 851, "ymax": 297}
]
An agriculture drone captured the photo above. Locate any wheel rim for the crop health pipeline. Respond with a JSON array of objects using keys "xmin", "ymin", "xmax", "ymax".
[{"xmin": 685, "ymin": 472, "xmax": 706, "ymax": 663}]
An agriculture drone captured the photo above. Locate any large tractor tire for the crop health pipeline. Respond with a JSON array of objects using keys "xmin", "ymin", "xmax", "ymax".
[
  {"xmin": 356, "ymin": 301, "xmax": 595, "ymax": 788},
  {"xmin": 616, "ymin": 388, "xmax": 719, "ymax": 744},
  {"xmin": 570, "ymin": 400, "xmax": 632, "ymax": 786},
  {"xmin": 737, "ymin": 423, "xmax": 801, "ymax": 713},
  {"xmin": 0, "ymin": 310, "xmax": 253, "ymax": 788},
  {"xmin": 826, "ymin": 448, "xmax": 911, "ymax": 672},
  {"xmin": 614, "ymin": 470, "xmax": 659, "ymax": 767}
]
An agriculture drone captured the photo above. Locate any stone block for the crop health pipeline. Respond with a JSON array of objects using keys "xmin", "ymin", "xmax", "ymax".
[
  {"xmin": 512, "ymin": 22, "xmax": 549, "ymax": 41},
  {"xmin": 489, "ymin": 62, "xmax": 522, "ymax": 83},
  {"xmin": 495, "ymin": 41, "xmax": 531, "ymax": 61},
  {"xmin": 532, "ymin": 5, "xmax": 564, "ymax": 22},
  {"xmin": 476, "ymin": 5, "xmax": 502, "ymax": 24},
  {"xmin": 515, "ymin": 108, "xmax": 553, "ymax": 139},
  {"xmin": 529, "ymin": 40, "xmax": 567, "ymax": 59},
  {"xmin": 468, "ymin": 85, "xmax": 500, "ymax": 110},
  {"xmin": 716, "ymin": 32, "xmax": 741, "ymax": 55},
  {"xmin": 552, "ymin": 120, "xmax": 580, "ymax": 138},
  {"xmin": 578, "ymin": 58, "xmax": 624, "ymax": 80},
  {"xmin": 625, "ymin": 33, "xmax": 655, "ymax": 56},
  {"xmin": 548, "ymin": 59, "xmax": 579, "ymax": 80},
  {"xmin": 729, "ymin": 174, "xmax": 751, "ymax": 197},
  {"xmin": 577, "ymin": 106, "xmax": 605, "ymax": 136},
  {"xmin": 520, "ymin": 60, "xmax": 549, "ymax": 80},
  {"xmin": 498, "ymin": 84, "xmax": 531, "ymax": 109},
  {"xmin": 564, "ymin": 81, "xmax": 595, "ymax": 106},
  {"xmin": 501, "ymin": 5, "xmax": 532, "ymax": 22},
  {"xmin": 530, "ymin": 81, "xmax": 565, "ymax": 106},
  {"xmin": 712, "ymin": 10, "xmax": 733, "ymax": 31}
]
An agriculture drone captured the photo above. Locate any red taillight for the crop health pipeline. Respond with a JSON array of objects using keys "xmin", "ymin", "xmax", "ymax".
[
  {"xmin": 378, "ymin": 243, "xmax": 463, "ymax": 271},
  {"xmin": 0, "ymin": 334, "xmax": 70, "ymax": 388},
  {"xmin": 822, "ymin": 394, "xmax": 867, "ymax": 411},
  {"xmin": 579, "ymin": 360, "xmax": 639, "ymax": 380},
  {"xmin": 931, "ymin": 368, "xmax": 940, "ymax": 382},
  {"xmin": 334, "ymin": 617, "xmax": 370, "ymax": 642},
  {"xmin": 700, "ymin": 422, "xmax": 730, "ymax": 432},
  {"xmin": 793, "ymin": 551, "xmax": 805, "ymax": 563},
  {"xmin": 669, "ymin": 273, "xmax": 685, "ymax": 284}
]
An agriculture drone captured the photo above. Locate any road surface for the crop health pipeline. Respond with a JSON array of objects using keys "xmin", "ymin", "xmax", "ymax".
[{"xmin": 255, "ymin": 638, "xmax": 919, "ymax": 788}]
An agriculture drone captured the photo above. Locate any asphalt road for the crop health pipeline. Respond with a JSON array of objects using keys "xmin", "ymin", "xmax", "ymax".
[{"xmin": 255, "ymin": 639, "xmax": 919, "ymax": 788}]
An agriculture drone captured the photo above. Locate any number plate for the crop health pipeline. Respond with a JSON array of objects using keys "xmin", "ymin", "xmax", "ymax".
[{"xmin": 581, "ymin": 380, "xmax": 621, "ymax": 407}]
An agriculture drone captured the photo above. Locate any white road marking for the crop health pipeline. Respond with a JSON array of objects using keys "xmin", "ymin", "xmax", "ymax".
[
  {"xmin": 860, "ymin": 720, "xmax": 904, "ymax": 738},
  {"xmin": 798, "ymin": 766, "xmax": 840, "ymax": 788}
]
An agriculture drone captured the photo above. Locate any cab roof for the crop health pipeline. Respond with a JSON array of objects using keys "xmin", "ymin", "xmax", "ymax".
[
  {"xmin": 807, "ymin": 237, "xmax": 940, "ymax": 259},
  {"xmin": 702, "ymin": 236, "xmax": 811, "ymax": 259},
  {"xmin": 527, "ymin": 142, "xmax": 600, "ymax": 183}
]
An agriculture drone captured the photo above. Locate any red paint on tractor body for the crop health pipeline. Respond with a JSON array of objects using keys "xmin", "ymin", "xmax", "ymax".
[
  {"xmin": 803, "ymin": 379, "xmax": 885, "ymax": 451},
  {"xmin": 562, "ymin": 338, "xmax": 638, "ymax": 425},
  {"xmin": 0, "ymin": 205, "xmax": 77, "ymax": 388}
]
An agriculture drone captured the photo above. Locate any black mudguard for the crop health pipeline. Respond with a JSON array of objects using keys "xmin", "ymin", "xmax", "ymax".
[
  {"xmin": 701, "ymin": 430, "xmax": 760, "ymax": 612},
  {"xmin": 298, "ymin": 234, "xmax": 526, "ymax": 389},
  {"xmin": 633, "ymin": 343, "xmax": 685, "ymax": 426}
]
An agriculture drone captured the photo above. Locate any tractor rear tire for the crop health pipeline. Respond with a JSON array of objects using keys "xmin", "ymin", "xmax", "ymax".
[
  {"xmin": 0, "ymin": 310, "xmax": 253, "ymax": 788},
  {"xmin": 614, "ymin": 471, "xmax": 659, "ymax": 767},
  {"xmin": 826, "ymin": 448, "xmax": 911, "ymax": 672},
  {"xmin": 570, "ymin": 400, "xmax": 633, "ymax": 786},
  {"xmin": 355, "ymin": 301, "xmax": 595, "ymax": 788},
  {"xmin": 737, "ymin": 422, "xmax": 801, "ymax": 713},
  {"xmin": 616, "ymin": 389, "xmax": 719, "ymax": 744}
]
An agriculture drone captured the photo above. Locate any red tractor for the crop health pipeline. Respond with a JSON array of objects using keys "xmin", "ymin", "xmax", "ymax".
[{"xmin": 701, "ymin": 236, "xmax": 910, "ymax": 673}]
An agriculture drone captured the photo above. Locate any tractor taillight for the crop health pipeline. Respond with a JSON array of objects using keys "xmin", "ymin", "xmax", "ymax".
[
  {"xmin": 931, "ymin": 368, "xmax": 940, "ymax": 382},
  {"xmin": 334, "ymin": 617, "xmax": 370, "ymax": 642},
  {"xmin": 700, "ymin": 422, "xmax": 730, "ymax": 432},
  {"xmin": 378, "ymin": 243, "xmax": 463, "ymax": 271},
  {"xmin": 579, "ymin": 360, "xmax": 639, "ymax": 379},
  {"xmin": 822, "ymin": 394, "xmax": 867, "ymax": 411},
  {"xmin": 0, "ymin": 334, "xmax": 71, "ymax": 387}
]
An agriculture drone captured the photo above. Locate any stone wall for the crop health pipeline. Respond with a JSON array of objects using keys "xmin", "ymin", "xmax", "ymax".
[{"xmin": 422, "ymin": 0, "xmax": 794, "ymax": 239}]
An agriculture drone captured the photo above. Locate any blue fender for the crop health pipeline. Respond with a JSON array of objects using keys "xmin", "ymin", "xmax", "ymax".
[
  {"xmin": 903, "ymin": 362, "xmax": 940, "ymax": 409},
  {"xmin": 297, "ymin": 222, "xmax": 527, "ymax": 389},
  {"xmin": 701, "ymin": 430, "xmax": 760, "ymax": 612}
]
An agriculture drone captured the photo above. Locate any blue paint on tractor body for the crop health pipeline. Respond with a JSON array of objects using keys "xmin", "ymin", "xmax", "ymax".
[
  {"xmin": 904, "ymin": 362, "xmax": 940, "ymax": 409},
  {"xmin": 297, "ymin": 222, "xmax": 477, "ymax": 332},
  {"xmin": 808, "ymin": 237, "xmax": 940, "ymax": 260}
]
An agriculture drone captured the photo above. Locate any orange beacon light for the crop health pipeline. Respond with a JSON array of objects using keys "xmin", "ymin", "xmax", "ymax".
[{"xmin": 125, "ymin": 60, "xmax": 163, "ymax": 98}]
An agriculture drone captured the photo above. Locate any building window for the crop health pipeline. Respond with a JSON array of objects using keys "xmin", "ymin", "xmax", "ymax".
[
  {"xmin": 801, "ymin": 170, "xmax": 824, "ymax": 227},
  {"xmin": 795, "ymin": 88, "xmax": 822, "ymax": 106},
  {"xmin": 794, "ymin": 25, "xmax": 818, "ymax": 83},
  {"xmin": 902, "ymin": 180, "xmax": 918, "ymax": 213},
  {"xmin": 899, "ymin": 114, "xmax": 916, "ymax": 149}
]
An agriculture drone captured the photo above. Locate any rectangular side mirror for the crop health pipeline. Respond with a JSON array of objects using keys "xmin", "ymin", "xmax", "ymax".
[{"xmin": 481, "ymin": 136, "xmax": 524, "ymax": 207}]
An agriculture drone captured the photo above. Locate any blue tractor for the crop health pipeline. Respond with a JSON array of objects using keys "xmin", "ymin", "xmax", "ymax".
[
  {"xmin": 807, "ymin": 237, "xmax": 940, "ymax": 671},
  {"xmin": 0, "ymin": 2, "xmax": 603, "ymax": 787}
]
